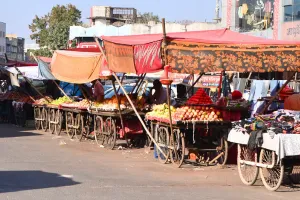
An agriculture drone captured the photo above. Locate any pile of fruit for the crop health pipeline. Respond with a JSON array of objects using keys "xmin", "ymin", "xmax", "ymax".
[
  {"xmin": 61, "ymin": 99, "xmax": 90, "ymax": 109},
  {"xmin": 50, "ymin": 96, "xmax": 73, "ymax": 106},
  {"xmin": 15, "ymin": 96, "xmax": 34, "ymax": 104},
  {"xmin": 186, "ymin": 89, "xmax": 213, "ymax": 105},
  {"xmin": 145, "ymin": 104, "xmax": 176, "ymax": 123},
  {"xmin": 34, "ymin": 96, "xmax": 53, "ymax": 105},
  {"xmin": 173, "ymin": 106, "xmax": 223, "ymax": 122}
]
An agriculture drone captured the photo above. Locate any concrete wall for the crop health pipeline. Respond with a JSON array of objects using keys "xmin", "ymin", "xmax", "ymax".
[
  {"xmin": 0, "ymin": 22, "xmax": 6, "ymax": 56},
  {"xmin": 69, "ymin": 22, "xmax": 223, "ymax": 40}
]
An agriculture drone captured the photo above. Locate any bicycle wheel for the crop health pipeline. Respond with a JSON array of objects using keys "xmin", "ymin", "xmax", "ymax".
[
  {"xmin": 103, "ymin": 117, "xmax": 116, "ymax": 150},
  {"xmin": 237, "ymin": 144, "xmax": 259, "ymax": 186},
  {"xmin": 66, "ymin": 112, "xmax": 74, "ymax": 139},
  {"xmin": 73, "ymin": 114, "xmax": 82, "ymax": 141},
  {"xmin": 94, "ymin": 116, "xmax": 105, "ymax": 146},
  {"xmin": 259, "ymin": 149, "xmax": 284, "ymax": 191},
  {"xmin": 155, "ymin": 126, "xmax": 170, "ymax": 164},
  {"xmin": 49, "ymin": 109, "xmax": 55, "ymax": 134},
  {"xmin": 41, "ymin": 108, "xmax": 48, "ymax": 132},
  {"xmin": 170, "ymin": 129, "xmax": 185, "ymax": 168},
  {"xmin": 34, "ymin": 107, "xmax": 41, "ymax": 130}
]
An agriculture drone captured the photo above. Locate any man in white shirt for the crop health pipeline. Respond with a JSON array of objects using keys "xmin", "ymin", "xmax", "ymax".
[{"xmin": 149, "ymin": 80, "xmax": 167, "ymax": 105}]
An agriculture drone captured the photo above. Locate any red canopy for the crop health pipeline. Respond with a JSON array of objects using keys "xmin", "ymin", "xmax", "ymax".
[{"xmin": 102, "ymin": 29, "xmax": 300, "ymax": 73}]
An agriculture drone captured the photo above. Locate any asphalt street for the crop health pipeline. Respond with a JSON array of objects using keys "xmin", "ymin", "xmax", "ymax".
[{"xmin": 0, "ymin": 124, "xmax": 299, "ymax": 200}]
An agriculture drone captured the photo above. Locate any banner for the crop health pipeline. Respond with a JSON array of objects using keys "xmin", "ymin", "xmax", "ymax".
[
  {"xmin": 104, "ymin": 41, "xmax": 136, "ymax": 74},
  {"xmin": 134, "ymin": 41, "xmax": 162, "ymax": 74}
]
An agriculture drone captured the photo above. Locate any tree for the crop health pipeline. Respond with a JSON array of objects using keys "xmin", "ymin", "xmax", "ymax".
[
  {"xmin": 137, "ymin": 12, "xmax": 160, "ymax": 24},
  {"xmin": 29, "ymin": 4, "xmax": 82, "ymax": 57}
]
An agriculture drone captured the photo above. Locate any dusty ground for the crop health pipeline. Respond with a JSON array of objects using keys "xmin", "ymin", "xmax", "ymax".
[{"xmin": 0, "ymin": 124, "xmax": 299, "ymax": 200}]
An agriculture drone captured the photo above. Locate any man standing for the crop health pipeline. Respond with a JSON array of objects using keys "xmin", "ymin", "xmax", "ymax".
[
  {"xmin": 149, "ymin": 80, "xmax": 167, "ymax": 105},
  {"xmin": 92, "ymin": 80, "xmax": 104, "ymax": 102}
]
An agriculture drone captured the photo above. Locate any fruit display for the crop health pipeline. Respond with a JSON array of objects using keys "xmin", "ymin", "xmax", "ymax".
[
  {"xmin": 15, "ymin": 96, "xmax": 34, "ymax": 104},
  {"xmin": 173, "ymin": 106, "xmax": 223, "ymax": 122},
  {"xmin": 34, "ymin": 96, "xmax": 53, "ymax": 105},
  {"xmin": 50, "ymin": 96, "xmax": 73, "ymax": 106},
  {"xmin": 91, "ymin": 95, "xmax": 148, "ymax": 112},
  {"xmin": 186, "ymin": 89, "xmax": 213, "ymax": 105},
  {"xmin": 145, "ymin": 104, "xmax": 176, "ymax": 123},
  {"xmin": 146, "ymin": 104, "xmax": 223, "ymax": 123},
  {"xmin": 0, "ymin": 91, "xmax": 24, "ymax": 101},
  {"xmin": 61, "ymin": 99, "xmax": 90, "ymax": 109}
]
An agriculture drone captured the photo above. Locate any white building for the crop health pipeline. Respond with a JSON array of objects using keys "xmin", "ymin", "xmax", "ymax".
[{"xmin": 0, "ymin": 22, "xmax": 6, "ymax": 59}]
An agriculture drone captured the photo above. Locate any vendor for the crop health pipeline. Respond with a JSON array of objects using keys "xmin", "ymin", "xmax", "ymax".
[
  {"xmin": 149, "ymin": 80, "xmax": 167, "ymax": 104},
  {"xmin": 92, "ymin": 79, "xmax": 104, "ymax": 102}
]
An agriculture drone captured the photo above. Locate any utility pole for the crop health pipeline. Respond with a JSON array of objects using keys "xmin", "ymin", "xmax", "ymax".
[{"xmin": 214, "ymin": 0, "xmax": 221, "ymax": 23}]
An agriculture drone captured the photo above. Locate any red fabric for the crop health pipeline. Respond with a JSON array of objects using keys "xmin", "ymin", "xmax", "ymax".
[
  {"xmin": 66, "ymin": 48, "xmax": 101, "ymax": 52},
  {"xmin": 102, "ymin": 28, "xmax": 300, "ymax": 45},
  {"xmin": 2, "ymin": 60, "xmax": 38, "ymax": 67},
  {"xmin": 37, "ymin": 56, "xmax": 52, "ymax": 63}
]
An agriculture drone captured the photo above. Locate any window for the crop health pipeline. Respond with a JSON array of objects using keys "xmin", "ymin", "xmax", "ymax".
[{"xmin": 284, "ymin": 5, "xmax": 293, "ymax": 21}]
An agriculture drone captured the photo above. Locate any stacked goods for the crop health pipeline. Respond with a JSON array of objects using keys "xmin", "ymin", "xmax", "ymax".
[
  {"xmin": 145, "ymin": 104, "xmax": 176, "ymax": 122},
  {"xmin": 92, "ymin": 95, "xmax": 148, "ymax": 111},
  {"xmin": 173, "ymin": 106, "xmax": 223, "ymax": 122},
  {"xmin": 50, "ymin": 96, "xmax": 73, "ymax": 106},
  {"xmin": 34, "ymin": 96, "xmax": 53, "ymax": 105},
  {"xmin": 186, "ymin": 89, "xmax": 213, "ymax": 105},
  {"xmin": 61, "ymin": 99, "xmax": 90, "ymax": 109}
]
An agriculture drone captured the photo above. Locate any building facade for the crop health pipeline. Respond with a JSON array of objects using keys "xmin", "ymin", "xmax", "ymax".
[
  {"xmin": 0, "ymin": 22, "xmax": 6, "ymax": 62},
  {"xmin": 89, "ymin": 6, "xmax": 137, "ymax": 26},
  {"xmin": 6, "ymin": 34, "xmax": 25, "ymax": 61}
]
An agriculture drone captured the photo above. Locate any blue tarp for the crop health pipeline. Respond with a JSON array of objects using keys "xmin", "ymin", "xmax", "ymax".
[{"xmin": 37, "ymin": 58, "xmax": 56, "ymax": 80}]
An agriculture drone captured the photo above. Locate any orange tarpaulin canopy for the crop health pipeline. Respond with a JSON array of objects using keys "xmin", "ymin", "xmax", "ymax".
[{"xmin": 51, "ymin": 50, "xmax": 104, "ymax": 84}]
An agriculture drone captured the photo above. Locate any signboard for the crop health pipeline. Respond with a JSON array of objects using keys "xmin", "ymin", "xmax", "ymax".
[
  {"xmin": 197, "ymin": 75, "xmax": 220, "ymax": 88},
  {"xmin": 281, "ymin": 21, "xmax": 300, "ymax": 41}
]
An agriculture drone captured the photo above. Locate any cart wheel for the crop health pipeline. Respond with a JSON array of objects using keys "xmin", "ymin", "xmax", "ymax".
[
  {"xmin": 259, "ymin": 149, "xmax": 284, "ymax": 191},
  {"xmin": 155, "ymin": 126, "xmax": 170, "ymax": 164},
  {"xmin": 104, "ymin": 117, "xmax": 116, "ymax": 150},
  {"xmin": 41, "ymin": 108, "xmax": 48, "ymax": 131},
  {"xmin": 145, "ymin": 121, "xmax": 154, "ymax": 147},
  {"xmin": 94, "ymin": 116, "xmax": 104, "ymax": 146},
  {"xmin": 216, "ymin": 137, "xmax": 228, "ymax": 166},
  {"xmin": 237, "ymin": 144, "xmax": 259, "ymax": 186},
  {"xmin": 170, "ymin": 129, "xmax": 185, "ymax": 168},
  {"xmin": 66, "ymin": 112, "xmax": 74, "ymax": 139},
  {"xmin": 34, "ymin": 107, "xmax": 41, "ymax": 130},
  {"xmin": 78, "ymin": 115, "xmax": 87, "ymax": 142},
  {"xmin": 55, "ymin": 110, "xmax": 63, "ymax": 135},
  {"xmin": 49, "ymin": 109, "xmax": 56, "ymax": 134},
  {"xmin": 73, "ymin": 114, "xmax": 82, "ymax": 141}
]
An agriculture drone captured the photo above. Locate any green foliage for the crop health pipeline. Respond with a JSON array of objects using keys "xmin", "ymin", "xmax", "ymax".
[
  {"xmin": 29, "ymin": 4, "xmax": 82, "ymax": 56},
  {"xmin": 138, "ymin": 12, "xmax": 160, "ymax": 24}
]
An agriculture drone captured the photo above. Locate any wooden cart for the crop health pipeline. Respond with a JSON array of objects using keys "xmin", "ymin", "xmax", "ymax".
[
  {"xmin": 228, "ymin": 130, "xmax": 300, "ymax": 191},
  {"xmin": 33, "ymin": 104, "xmax": 48, "ymax": 131},
  {"xmin": 150, "ymin": 120, "xmax": 231, "ymax": 168}
]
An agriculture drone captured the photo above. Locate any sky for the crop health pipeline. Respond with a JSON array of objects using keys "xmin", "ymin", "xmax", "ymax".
[{"xmin": 0, "ymin": 0, "xmax": 216, "ymax": 44}]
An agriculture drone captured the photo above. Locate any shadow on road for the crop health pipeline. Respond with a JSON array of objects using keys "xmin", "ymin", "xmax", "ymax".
[
  {"xmin": 0, "ymin": 125, "xmax": 42, "ymax": 138},
  {"xmin": 0, "ymin": 170, "xmax": 80, "ymax": 193}
]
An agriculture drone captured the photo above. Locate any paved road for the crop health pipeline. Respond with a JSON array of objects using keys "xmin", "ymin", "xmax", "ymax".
[{"xmin": 0, "ymin": 124, "xmax": 299, "ymax": 200}]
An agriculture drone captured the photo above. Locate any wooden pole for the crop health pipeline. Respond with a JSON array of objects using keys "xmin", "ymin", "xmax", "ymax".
[
  {"xmin": 261, "ymin": 72, "xmax": 296, "ymax": 114},
  {"xmin": 112, "ymin": 72, "xmax": 167, "ymax": 158},
  {"xmin": 116, "ymin": 73, "xmax": 125, "ymax": 93},
  {"xmin": 185, "ymin": 73, "xmax": 204, "ymax": 97},
  {"xmin": 162, "ymin": 18, "xmax": 168, "ymax": 66}
]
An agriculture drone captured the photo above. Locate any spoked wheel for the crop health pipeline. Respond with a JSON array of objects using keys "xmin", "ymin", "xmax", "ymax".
[
  {"xmin": 94, "ymin": 116, "xmax": 105, "ymax": 146},
  {"xmin": 41, "ymin": 108, "xmax": 48, "ymax": 132},
  {"xmin": 66, "ymin": 112, "xmax": 74, "ymax": 139},
  {"xmin": 145, "ymin": 121, "xmax": 154, "ymax": 148},
  {"xmin": 155, "ymin": 126, "xmax": 170, "ymax": 164},
  {"xmin": 73, "ymin": 114, "xmax": 82, "ymax": 141},
  {"xmin": 259, "ymin": 149, "xmax": 284, "ymax": 191},
  {"xmin": 103, "ymin": 117, "xmax": 116, "ymax": 150},
  {"xmin": 34, "ymin": 107, "xmax": 41, "ymax": 130},
  {"xmin": 54, "ymin": 110, "xmax": 63, "ymax": 135},
  {"xmin": 169, "ymin": 129, "xmax": 185, "ymax": 168},
  {"xmin": 49, "ymin": 109, "xmax": 56, "ymax": 134},
  {"xmin": 78, "ymin": 115, "xmax": 87, "ymax": 142},
  {"xmin": 215, "ymin": 137, "xmax": 228, "ymax": 166},
  {"xmin": 237, "ymin": 144, "xmax": 259, "ymax": 186}
]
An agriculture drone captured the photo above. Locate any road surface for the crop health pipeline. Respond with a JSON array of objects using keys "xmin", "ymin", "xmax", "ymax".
[{"xmin": 0, "ymin": 124, "xmax": 299, "ymax": 200}]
